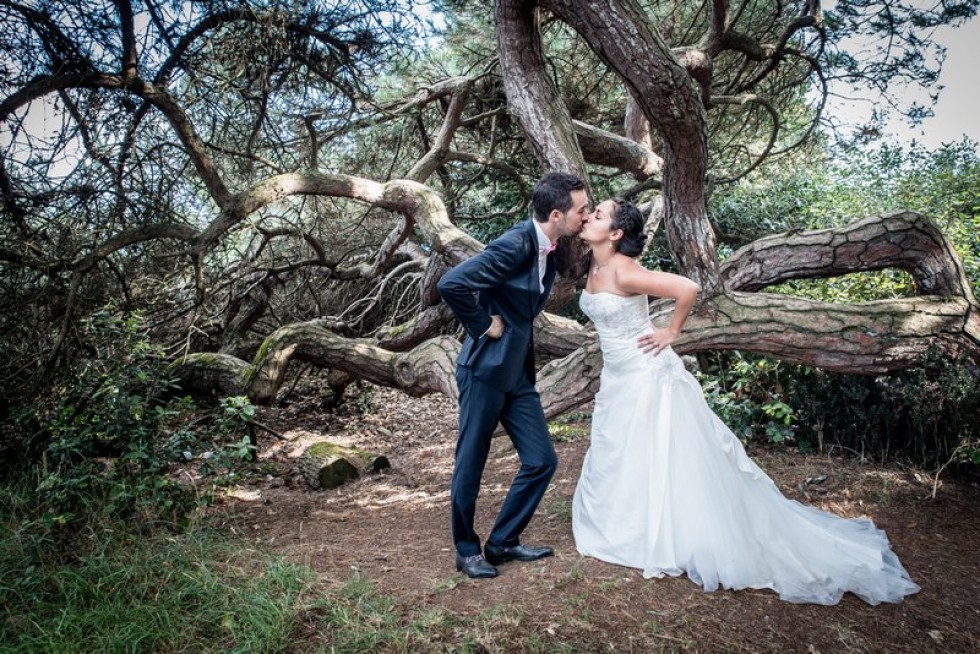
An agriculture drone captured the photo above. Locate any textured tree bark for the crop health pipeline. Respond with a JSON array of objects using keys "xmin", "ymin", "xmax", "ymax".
[
  {"xmin": 573, "ymin": 120, "xmax": 663, "ymax": 180},
  {"xmin": 720, "ymin": 212, "xmax": 976, "ymax": 300},
  {"xmin": 536, "ymin": 338, "xmax": 603, "ymax": 418},
  {"xmin": 670, "ymin": 292, "xmax": 980, "ymax": 372},
  {"xmin": 624, "ymin": 91, "xmax": 656, "ymax": 154},
  {"xmin": 172, "ymin": 327, "xmax": 460, "ymax": 404},
  {"xmin": 494, "ymin": 0, "xmax": 589, "ymax": 180},
  {"xmin": 534, "ymin": 311, "xmax": 591, "ymax": 358},
  {"xmin": 213, "ymin": 174, "xmax": 483, "ymax": 264},
  {"xmin": 170, "ymin": 352, "xmax": 251, "ymax": 398},
  {"xmin": 219, "ymin": 273, "xmax": 277, "ymax": 354},
  {"xmin": 375, "ymin": 304, "xmax": 456, "ymax": 351},
  {"xmin": 299, "ymin": 441, "xmax": 390, "ymax": 490}
]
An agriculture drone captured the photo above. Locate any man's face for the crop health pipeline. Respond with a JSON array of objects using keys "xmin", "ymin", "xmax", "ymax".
[{"xmin": 556, "ymin": 189, "xmax": 590, "ymax": 237}]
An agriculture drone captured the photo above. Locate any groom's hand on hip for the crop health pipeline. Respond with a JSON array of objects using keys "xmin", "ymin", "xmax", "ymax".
[{"xmin": 485, "ymin": 315, "xmax": 505, "ymax": 339}]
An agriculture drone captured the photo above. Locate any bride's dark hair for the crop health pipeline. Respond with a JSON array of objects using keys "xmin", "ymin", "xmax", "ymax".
[{"xmin": 610, "ymin": 197, "xmax": 647, "ymax": 258}]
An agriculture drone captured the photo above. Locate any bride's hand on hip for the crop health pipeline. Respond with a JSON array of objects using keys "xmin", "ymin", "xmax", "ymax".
[{"xmin": 638, "ymin": 328, "xmax": 678, "ymax": 355}]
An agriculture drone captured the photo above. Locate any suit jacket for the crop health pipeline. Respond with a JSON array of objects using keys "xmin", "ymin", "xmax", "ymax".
[{"xmin": 437, "ymin": 220, "xmax": 556, "ymax": 392}]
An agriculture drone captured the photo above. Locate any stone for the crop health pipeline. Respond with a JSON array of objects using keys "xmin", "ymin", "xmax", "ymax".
[{"xmin": 298, "ymin": 440, "xmax": 390, "ymax": 489}]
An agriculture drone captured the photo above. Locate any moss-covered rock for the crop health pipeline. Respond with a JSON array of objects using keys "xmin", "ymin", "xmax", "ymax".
[{"xmin": 298, "ymin": 440, "xmax": 390, "ymax": 489}]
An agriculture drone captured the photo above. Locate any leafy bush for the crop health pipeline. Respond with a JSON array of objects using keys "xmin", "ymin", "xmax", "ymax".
[
  {"xmin": 700, "ymin": 347, "xmax": 980, "ymax": 467},
  {"xmin": 8, "ymin": 309, "xmax": 198, "ymax": 531},
  {"xmin": 4, "ymin": 309, "xmax": 262, "ymax": 537},
  {"xmin": 785, "ymin": 349, "xmax": 980, "ymax": 467},
  {"xmin": 195, "ymin": 395, "xmax": 259, "ymax": 482},
  {"xmin": 699, "ymin": 352, "xmax": 797, "ymax": 445}
]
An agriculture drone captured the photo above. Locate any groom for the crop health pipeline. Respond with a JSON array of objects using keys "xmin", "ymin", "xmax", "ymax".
[{"xmin": 438, "ymin": 172, "xmax": 589, "ymax": 578}]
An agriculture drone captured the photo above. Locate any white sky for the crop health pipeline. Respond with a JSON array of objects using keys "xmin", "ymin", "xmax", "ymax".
[
  {"xmin": 824, "ymin": 11, "xmax": 980, "ymax": 149},
  {"xmin": 4, "ymin": 7, "xmax": 976, "ymax": 157}
]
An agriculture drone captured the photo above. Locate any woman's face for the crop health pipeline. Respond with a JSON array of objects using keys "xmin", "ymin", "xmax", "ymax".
[{"xmin": 580, "ymin": 199, "xmax": 618, "ymax": 245}]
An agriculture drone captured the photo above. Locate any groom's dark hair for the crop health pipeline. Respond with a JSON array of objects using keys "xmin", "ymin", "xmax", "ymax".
[{"xmin": 532, "ymin": 172, "xmax": 585, "ymax": 222}]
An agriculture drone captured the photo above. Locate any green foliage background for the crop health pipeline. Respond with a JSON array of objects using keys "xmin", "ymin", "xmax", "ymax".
[
  {"xmin": 702, "ymin": 140, "xmax": 980, "ymax": 466},
  {"xmin": 1, "ymin": 1, "xmax": 978, "ymax": 646}
]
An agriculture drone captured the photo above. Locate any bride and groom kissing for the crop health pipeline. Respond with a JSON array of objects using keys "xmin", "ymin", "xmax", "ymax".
[{"xmin": 437, "ymin": 172, "xmax": 919, "ymax": 605}]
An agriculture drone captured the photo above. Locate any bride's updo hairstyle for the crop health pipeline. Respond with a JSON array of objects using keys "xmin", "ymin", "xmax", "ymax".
[{"xmin": 610, "ymin": 198, "xmax": 648, "ymax": 258}]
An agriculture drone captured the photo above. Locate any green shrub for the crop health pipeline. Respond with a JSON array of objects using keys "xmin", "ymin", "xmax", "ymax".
[
  {"xmin": 4, "ymin": 309, "xmax": 264, "ymax": 537},
  {"xmin": 785, "ymin": 349, "xmax": 980, "ymax": 466},
  {"xmin": 195, "ymin": 395, "xmax": 260, "ymax": 482},
  {"xmin": 699, "ymin": 346, "xmax": 980, "ymax": 466},
  {"xmin": 699, "ymin": 352, "xmax": 797, "ymax": 445},
  {"xmin": 10, "ymin": 309, "xmax": 199, "ymax": 531}
]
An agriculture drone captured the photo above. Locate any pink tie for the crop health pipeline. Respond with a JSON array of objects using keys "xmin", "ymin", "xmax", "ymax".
[{"xmin": 545, "ymin": 240, "xmax": 558, "ymax": 254}]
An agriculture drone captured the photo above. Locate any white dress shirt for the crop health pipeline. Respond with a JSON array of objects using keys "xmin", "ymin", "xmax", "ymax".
[{"xmin": 532, "ymin": 219, "xmax": 556, "ymax": 293}]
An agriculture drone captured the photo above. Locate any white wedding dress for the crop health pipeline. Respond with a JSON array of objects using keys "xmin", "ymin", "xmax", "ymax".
[{"xmin": 572, "ymin": 291, "xmax": 920, "ymax": 605}]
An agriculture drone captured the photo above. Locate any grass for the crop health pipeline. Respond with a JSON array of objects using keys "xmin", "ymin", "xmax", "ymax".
[
  {"xmin": 0, "ymin": 477, "xmax": 598, "ymax": 653},
  {"xmin": 0, "ymin": 524, "xmax": 309, "ymax": 653},
  {"xmin": 0, "ymin": 470, "xmax": 308, "ymax": 653},
  {"xmin": 300, "ymin": 573, "xmax": 549, "ymax": 653},
  {"xmin": 547, "ymin": 497, "xmax": 574, "ymax": 524}
]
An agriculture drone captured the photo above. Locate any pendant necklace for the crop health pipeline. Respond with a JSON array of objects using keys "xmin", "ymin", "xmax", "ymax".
[{"xmin": 591, "ymin": 257, "xmax": 612, "ymax": 276}]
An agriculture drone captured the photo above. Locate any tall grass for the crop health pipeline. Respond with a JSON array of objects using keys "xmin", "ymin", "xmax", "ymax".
[
  {"xmin": 0, "ymin": 476, "xmax": 592, "ymax": 653},
  {"xmin": 0, "ymin": 479, "xmax": 310, "ymax": 653}
]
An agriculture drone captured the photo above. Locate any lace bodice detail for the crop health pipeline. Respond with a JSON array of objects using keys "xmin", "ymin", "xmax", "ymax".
[
  {"xmin": 579, "ymin": 290, "xmax": 688, "ymax": 380},
  {"xmin": 579, "ymin": 291, "xmax": 652, "ymax": 340}
]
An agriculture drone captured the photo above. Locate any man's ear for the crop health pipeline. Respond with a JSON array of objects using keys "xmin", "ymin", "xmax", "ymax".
[{"xmin": 549, "ymin": 208, "xmax": 563, "ymax": 224}]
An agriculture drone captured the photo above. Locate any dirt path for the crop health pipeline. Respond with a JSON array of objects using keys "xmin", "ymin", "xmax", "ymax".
[{"xmin": 210, "ymin": 386, "xmax": 979, "ymax": 653}]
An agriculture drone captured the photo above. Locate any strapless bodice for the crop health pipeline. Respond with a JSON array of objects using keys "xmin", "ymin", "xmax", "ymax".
[
  {"xmin": 579, "ymin": 290, "xmax": 689, "ymax": 380},
  {"xmin": 579, "ymin": 291, "xmax": 652, "ymax": 340}
]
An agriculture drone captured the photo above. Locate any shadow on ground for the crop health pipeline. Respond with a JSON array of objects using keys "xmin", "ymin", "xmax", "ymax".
[{"xmin": 206, "ymin": 385, "xmax": 980, "ymax": 653}]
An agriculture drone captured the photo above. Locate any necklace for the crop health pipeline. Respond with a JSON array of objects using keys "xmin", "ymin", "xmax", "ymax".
[{"xmin": 591, "ymin": 256, "xmax": 613, "ymax": 276}]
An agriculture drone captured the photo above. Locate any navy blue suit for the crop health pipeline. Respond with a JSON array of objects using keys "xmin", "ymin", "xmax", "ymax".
[{"xmin": 437, "ymin": 219, "xmax": 559, "ymax": 557}]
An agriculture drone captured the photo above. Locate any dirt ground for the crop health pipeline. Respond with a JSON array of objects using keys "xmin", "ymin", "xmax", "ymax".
[{"xmin": 208, "ymin": 384, "xmax": 980, "ymax": 653}]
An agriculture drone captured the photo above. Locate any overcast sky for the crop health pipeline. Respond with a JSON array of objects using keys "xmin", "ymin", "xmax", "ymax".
[
  {"xmin": 4, "ymin": 8, "xmax": 977, "ymax": 157},
  {"xmin": 825, "ymin": 12, "xmax": 980, "ymax": 149}
]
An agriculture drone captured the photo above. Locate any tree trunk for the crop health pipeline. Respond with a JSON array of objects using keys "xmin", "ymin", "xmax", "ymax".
[
  {"xmin": 573, "ymin": 120, "xmax": 662, "ymax": 180},
  {"xmin": 539, "ymin": 0, "xmax": 719, "ymax": 291},
  {"xmin": 299, "ymin": 440, "xmax": 390, "ymax": 490},
  {"xmin": 173, "ymin": 327, "xmax": 460, "ymax": 404},
  {"xmin": 494, "ymin": 1, "xmax": 589, "ymax": 180}
]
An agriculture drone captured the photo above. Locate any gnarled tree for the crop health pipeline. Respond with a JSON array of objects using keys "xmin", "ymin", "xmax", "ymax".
[{"xmin": 0, "ymin": 0, "xmax": 977, "ymax": 426}]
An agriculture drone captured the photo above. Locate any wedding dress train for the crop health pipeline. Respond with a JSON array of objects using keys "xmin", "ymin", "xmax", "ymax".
[{"xmin": 572, "ymin": 291, "xmax": 920, "ymax": 605}]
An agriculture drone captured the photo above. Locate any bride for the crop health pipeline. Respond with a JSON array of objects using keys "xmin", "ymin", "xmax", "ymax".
[{"xmin": 572, "ymin": 197, "xmax": 920, "ymax": 605}]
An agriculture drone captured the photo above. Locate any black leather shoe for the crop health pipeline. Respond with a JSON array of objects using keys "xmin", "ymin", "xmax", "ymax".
[
  {"xmin": 455, "ymin": 553, "xmax": 498, "ymax": 579},
  {"xmin": 484, "ymin": 543, "xmax": 554, "ymax": 565}
]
